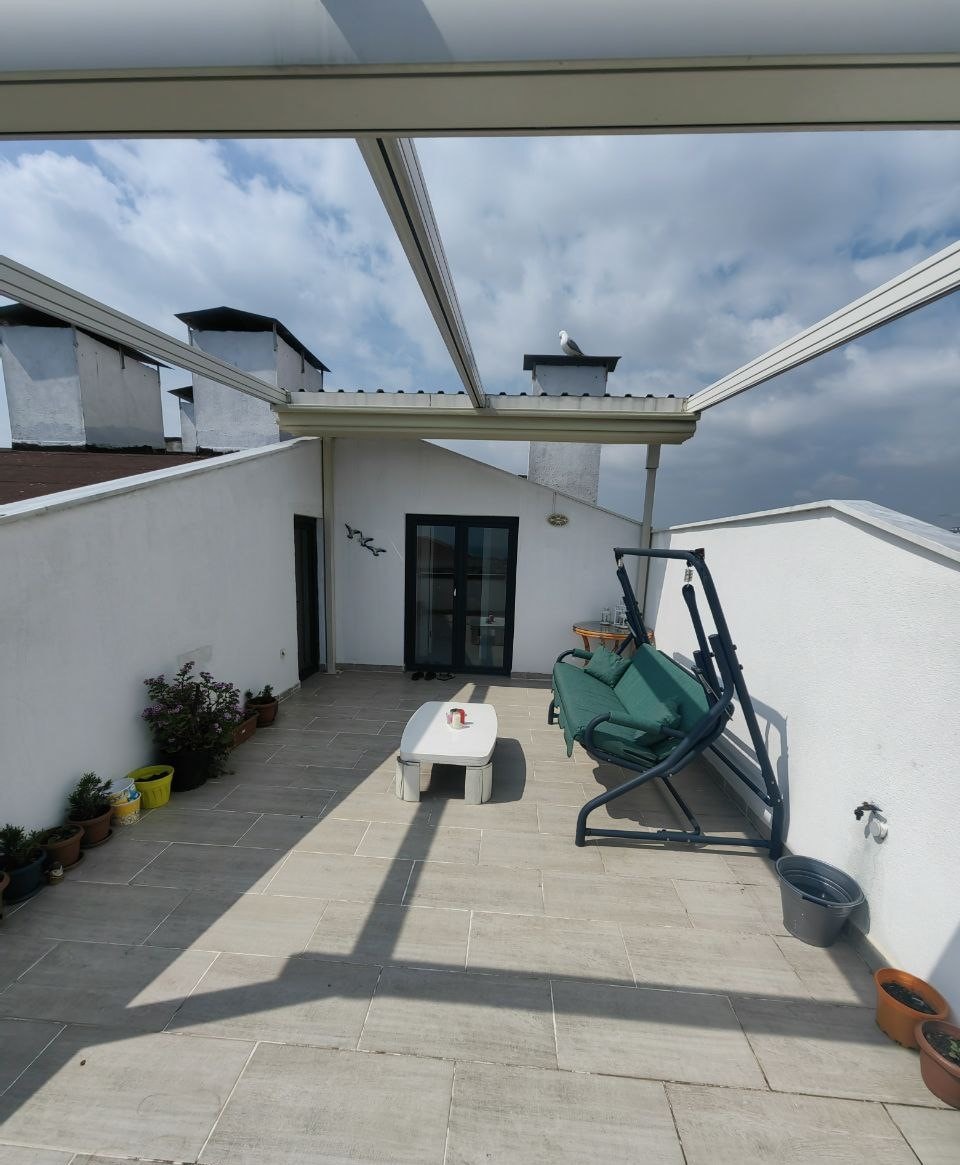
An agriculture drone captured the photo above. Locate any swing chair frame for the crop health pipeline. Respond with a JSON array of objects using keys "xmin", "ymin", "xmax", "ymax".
[{"xmin": 551, "ymin": 547, "xmax": 784, "ymax": 858}]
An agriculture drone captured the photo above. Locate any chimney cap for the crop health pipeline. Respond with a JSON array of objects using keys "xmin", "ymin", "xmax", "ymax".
[
  {"xmin": 523, "ymin": 354, "xmax": 620, "ymax": 373},
  {"xmin": 176, "ymin": 306, "xmax": 330, "ymax": 372},
  {"xmin": 0, "ymin": 304, "xmax": 167, "ymax": 367}
]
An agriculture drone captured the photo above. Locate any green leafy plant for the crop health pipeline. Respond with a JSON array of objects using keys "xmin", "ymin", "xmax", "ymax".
[
  {"xmin": 67, "ymin": 772, "xmax": 112, "ymax": 821},
  {"xmin": 143, "ymin": 661, "xmax": 244, "ymax": 776},
  {"xmin": 244, "ymin": 684, "xmax": 275, "ymax": 706},
  {"xmin": 0, "ymin": 824, "xmax": 44, "ymax": 870}
]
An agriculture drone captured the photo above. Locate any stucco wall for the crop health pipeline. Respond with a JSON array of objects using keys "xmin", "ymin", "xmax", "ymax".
[
  {"xmin": 0, "ymin": 324, "xmax": 85, "ymax": 446},
  {"xmin": 76, "ymin": 332, "xmax": 164, "ymax": 448},
  {"xmin": 191, "ymin": 330, "xmax": 280, "ymax": 450},
  {"xmin": 650, "ymin": 501, "xmax": 960, "ymax": 1004},
  {"xmin": 333, "ymin": 438, "xmax": 641, "ymax": 675},
  {"xmin": 0, "ymin": 439, "xmax": 323, "ymax": 829}
]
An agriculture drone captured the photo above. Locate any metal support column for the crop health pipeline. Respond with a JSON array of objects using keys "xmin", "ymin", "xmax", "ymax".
[
  {"xmin": 637, "ymin": 443, "xmax": 661, "ymax": 614},
  {"xmin": 321, "ymin": 436, "xmax": 337, "ymax": 674}
]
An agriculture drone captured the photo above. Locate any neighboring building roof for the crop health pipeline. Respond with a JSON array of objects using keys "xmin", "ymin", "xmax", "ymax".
[
  {"xmin": 523, "ymin": 354, "xmax": 620, "ymax": 372},
  {"xmin": 0, "ymin": 449, "xmax": 210, "ymax": 505},
  {"xmin": 176, "ymin": 306, "xmax": 330, "ymax": 372},
  {"xmin": 0, "ymin": 304, "xmax": 167, "ymax": 368}
]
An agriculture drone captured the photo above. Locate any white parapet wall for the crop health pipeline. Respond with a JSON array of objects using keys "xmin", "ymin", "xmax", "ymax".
[
  {"xmin": 0, "ymin": 439, "xmax": 323, "ymax": 829},
  {"xmin": 333, "ymin": 438, "xmax": 642, "ymax": 675},
  {"xmin": 650, "ymin": 500, "xmax": 960, "ymax": 1004}
]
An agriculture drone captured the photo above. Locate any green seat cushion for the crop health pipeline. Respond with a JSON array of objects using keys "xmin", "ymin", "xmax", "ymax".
[
  {"xmin": 613, "ymin": 645, "xmax": 709, "ymax": 733},
  {"xmin": 552, "ymin": 661, "xmax": 669, "ymax": 765},
  {"xmin": 583, "ymin": 645, "xmax": 631, "ymax": 687}
]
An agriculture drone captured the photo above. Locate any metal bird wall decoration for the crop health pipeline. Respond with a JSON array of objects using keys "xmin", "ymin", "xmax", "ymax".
[{"xmin": 345, "ymin": 524, "xmax": 386, "ymax": 556}]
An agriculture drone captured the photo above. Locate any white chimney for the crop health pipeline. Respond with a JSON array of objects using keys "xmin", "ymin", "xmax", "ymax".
[
  {"xmin": 0, "ymin": 305, "xmax": 165, "ymax": 449},
  {"xmin": 524, "ymin": 352, "xmax": 620, "ymax": 505}
]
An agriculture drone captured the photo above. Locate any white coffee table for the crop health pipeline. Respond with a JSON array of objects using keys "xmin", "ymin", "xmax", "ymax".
[{"xmin": 395, "ymin": 701, "xmax": 498, "ymax": 804}]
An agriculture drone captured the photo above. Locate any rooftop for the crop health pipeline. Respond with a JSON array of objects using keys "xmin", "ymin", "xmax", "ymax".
[
  {"xmin": 0, "ymin": 670, "xmax": 954, "ymax": 1163},
  {"xmin": 0, "ymin": 448, "xmax": 211, "ymax": 505}
]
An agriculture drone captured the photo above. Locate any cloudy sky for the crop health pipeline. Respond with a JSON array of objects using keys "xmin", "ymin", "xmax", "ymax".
[{"xmin": 1, "ymin": 132, "xmax": 958, "ymax": 528}]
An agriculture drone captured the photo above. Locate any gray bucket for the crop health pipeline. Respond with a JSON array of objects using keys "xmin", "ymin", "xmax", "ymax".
[{"xmin": 776, "ymin": 856, "xmax": 864, "ymax": 948}]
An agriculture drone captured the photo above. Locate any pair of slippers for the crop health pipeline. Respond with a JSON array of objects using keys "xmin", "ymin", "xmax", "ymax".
[{"xmin": 410, "ymin": 670, "xmax": 454, "ymax": 681}]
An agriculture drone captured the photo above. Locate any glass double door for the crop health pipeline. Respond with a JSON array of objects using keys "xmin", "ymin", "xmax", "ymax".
[{"xmin": 405, "ymin": 515, "xmax": 519, "ymax": 675}]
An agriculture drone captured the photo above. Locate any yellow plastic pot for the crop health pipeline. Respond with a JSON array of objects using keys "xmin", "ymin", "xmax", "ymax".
[
  {"xmin": 111, "ymin": 790, "xmax": 141, "ymax": 826},
  {"xmin": 126, "ymin": 766, "xmax": 174, "ymax": 810}
]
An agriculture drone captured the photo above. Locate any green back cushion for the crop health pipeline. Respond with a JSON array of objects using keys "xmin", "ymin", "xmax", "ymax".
[
  {"xmin": 583, "ymin": 645, "xmax": 630, "ymax": 687},
  {"xmin": 613, "ymin": 644, "xmax": 709, "ymax": 732}
]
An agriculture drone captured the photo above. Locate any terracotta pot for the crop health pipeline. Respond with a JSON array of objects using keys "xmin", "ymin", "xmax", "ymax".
[
  {"xmin": 3, "ymin": 851, "xmax": 45, "ymax": 903},
  {"xmin": 232, "ymin": 713, "xmax": 258, "ymax": 748},
  {"xmin": 160, "ymin": 749, "xmax": 215, "ymax": 792},
  {"xmin": 916, "ymin": 1020, "xmax": 960, "ymax": 1108},
  {"xmin": 39, "ymin": 824, "xmax": 84, "ymax": 868},
  {"xmin": 248, "ymin": 698, "xmax": 278, "ymax": 727},
  {"xmin": 874, "ymin": 967, "xmax": 949, "ymax": 1048},
  {"xmin": 69, "ymin": 806, "xmax": 113, "ymax": 848},
  {"xmin": 0, "ymin": 870, "xmax": 9, "ymax": 916}
]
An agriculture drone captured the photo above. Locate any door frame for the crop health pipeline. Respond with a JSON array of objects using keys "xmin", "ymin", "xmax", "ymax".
[
  {"xmin": 403, "ymin": 514, "xmax": 519, "ymax": 677},
  {"xmin": 293, "ymin": 514, "xmax": 321, "ymax": 680}
]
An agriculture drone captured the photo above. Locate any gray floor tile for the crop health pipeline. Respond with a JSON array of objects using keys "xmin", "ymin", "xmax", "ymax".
[
  {"xmin": 733, "ymin": 996, "xmax": 942, "ymax": 1105},
  {"xmin": 68, "ymin": 835, "xmax": 171, "ymax": 884},
  {"xmin": 0, "ymin": 941, "xmax": 215, "ymax": 1030},
  {"xmin": 235, "ymin": 812, "xmax": 369, "ymax": 854},
  {"xmin": 270, "ymin": 743, "xmax": 365, "ymax": 768},
  {"xmin": 535, "ymin": 800, "xmax": 590, "ymax": 836},
  {"xmin": 670, "ymin": 1083, "xmax": 919, "ymax": 1163},
  {"xmin": 0, "ymin": 881, "xmax": 186, "ymax": 944},
  {"xmin": 623, "ymin": 925, "xmax": 806, "ymax": 997},
  {"xmin": 359, "ymin": 965, "xmax": 557, "ymax": 1067},
  {"xmin": 674, "ymin": 878, "xmax": 786, "ymax": 935},
  {"xmin": 307, "ymin": 902, "xmax": 470, "ymax": 969},
  {"xmin": 554, "ymin": 980, "xmax": 766, "ymax": 1087},
  {"xmin": 542, "ymin": 870, "xmax": 690, "ymax": 928},
  {"xmin": 326, "ymin": 788, "xmax": 435, "ymax": 825},
  {"xmin": 145, "ymin": 889, "xmax": 327, "ymax": 955},
  {"xmin": 447, "ymin": 1061, "xmax": 683, "ymax": 1164},
  {"xmin": 356, "ymin": 821, "xmax": 481, "ymax": 865},
  {"xmin": 169, "ymin": 952, "xmax": 380, "ymax": 1047},
  {"xmin": 773, "ymin": 934, "xmax": 875, "ymax": 1005},
  {"xmin": 134, "ymin": 806, "xmax": 260, "ymax": 844},
  {"xmin": 404, "ymin": 861, "xmax": 543, "ymax": 914},
  {"xmin": 216, "ymin": 784, "xmax": 337, "ymax": 816},
  {"xmin": 0, "ymin": 1027, "xmax": 252, "ymax": 1162},
  {"xmin": 599, "ymin": 843, "xmax": 740, "ymax": 882},
  {"xmin": 885, "ymin": 1104, "xmax": 960, "ymax": 1164},
  {"xmin": 424, "ymin": 798, "xmax": 543, "ymax": 833},
  {"xmin": 479, "ymin": 829, "xmax": 604, "ymax": 873},
  {"xmin": 0, "ymin": 936, "xmax": 55, "ymax": 990},
  {"xmin": 203, "ymin": 1043, "xmax": 452, "ymax": 1165},
  {"xmin": 133, "ymin": 842, "xmax": 285, "ymax": 894},
  {"xmin": 0, "ymin": 1017, "xmax": 63, "ymax": 1091},
  {"xmin": 468, "ymin": 911, "xmax": 633, "ymax": 983},
  {"xmin": 0, "ymin": 1147, "xmax": 74, "ymax": 1164},
  {"xmin": 266, "ymin": 851, "xmax": 413, "ymax": 903}
]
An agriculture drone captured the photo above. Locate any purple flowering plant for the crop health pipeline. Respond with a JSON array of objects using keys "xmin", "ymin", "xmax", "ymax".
[{"xmin": 142, "ymin": 661, "xmax": 244, "ymax": 774}]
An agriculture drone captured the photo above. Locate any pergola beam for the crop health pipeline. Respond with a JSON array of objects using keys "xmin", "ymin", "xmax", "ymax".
[
  {"xmin": 0, "ymin": 257, "xmax": 289, "ymax": 406},
  {"xmin": 357, "ymin": 137, "xmax": 485, "ymax": 408},
  {"xmin": 687, "ymin": 239, "xmax": 960, "ymax": 411}
]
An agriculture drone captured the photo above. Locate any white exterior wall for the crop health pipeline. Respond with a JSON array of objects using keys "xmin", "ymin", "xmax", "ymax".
[
  {"xmin": 190, "ymin": 330, "xmax": 280, "ymax": 450},
  {"xmin": 650, "ymin": 501, "xmax": 960, "ymax": 1003},
  {"xmin": 333, "ymin": 438, "xmax": 640, "ymax": 674},
  {"xmin": 0, "ymin": 439, "xmax": 323, "ymax": 829},
  {"xmin": 276, "ymin": 335, "xmax": 323, "ymax": 394},
  {"xmin": 76, "ymin": 332, "xmax": 164, "ymax": 448},
  {"xmin": 0, "ymin": 324, "xmax": 85, "ymax": 446}
]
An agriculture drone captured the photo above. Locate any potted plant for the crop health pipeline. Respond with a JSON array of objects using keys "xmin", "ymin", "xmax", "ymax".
[
  {"xmin": 232, "ymin": 709, "xmax": 258, "ymax": 748},
  {"xmin": 67, "ymin": 772, "xmax": 114, "ymax": 847},
  {"xmin": 873, "ymin": 967, "xmax": 949, "ymax": 1047},
  {"xmin": 0, "ymin": 824, "xmax": 46, "ymax": 903},
  {"xmin": 917, "ymin": 1019, "xmax": 960, "ymax": 1108},
  {"xmin": 245, "ymin": 684, "xmax": 279, "ymax": 727},
  {"xmin": 143, "ymin": 661, "xmax": 244, "ymax": 791},
  {"xmin": 38, "ymin": 823, "xmax": 84, "ymax": 869}
]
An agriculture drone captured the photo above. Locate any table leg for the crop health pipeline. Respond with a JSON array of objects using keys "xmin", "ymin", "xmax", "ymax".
[
  {"xmin": 395, "ymin": 757, "xmax": 421, "ymax": 802},
  {"xmin": 465, "ymin": 762, "xmax": 493, "ymax": 805},
  {"xmin": 581, "ymin": 634, "xmax": 591, "ymax": 651}
]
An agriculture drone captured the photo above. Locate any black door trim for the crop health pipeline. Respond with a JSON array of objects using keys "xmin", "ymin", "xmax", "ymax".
[
  {"xmin": 294, "ymin": 514, "xmax": 320, "ymax": 680},
  {"xmin": 404, "ymin": 514, "xmax": 519, "ymax": 677}
]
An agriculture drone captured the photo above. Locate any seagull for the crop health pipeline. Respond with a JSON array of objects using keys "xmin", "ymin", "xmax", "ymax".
[{"xmin": 559, "ymin": 329, "xmax": 586, "ymax": 357}]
